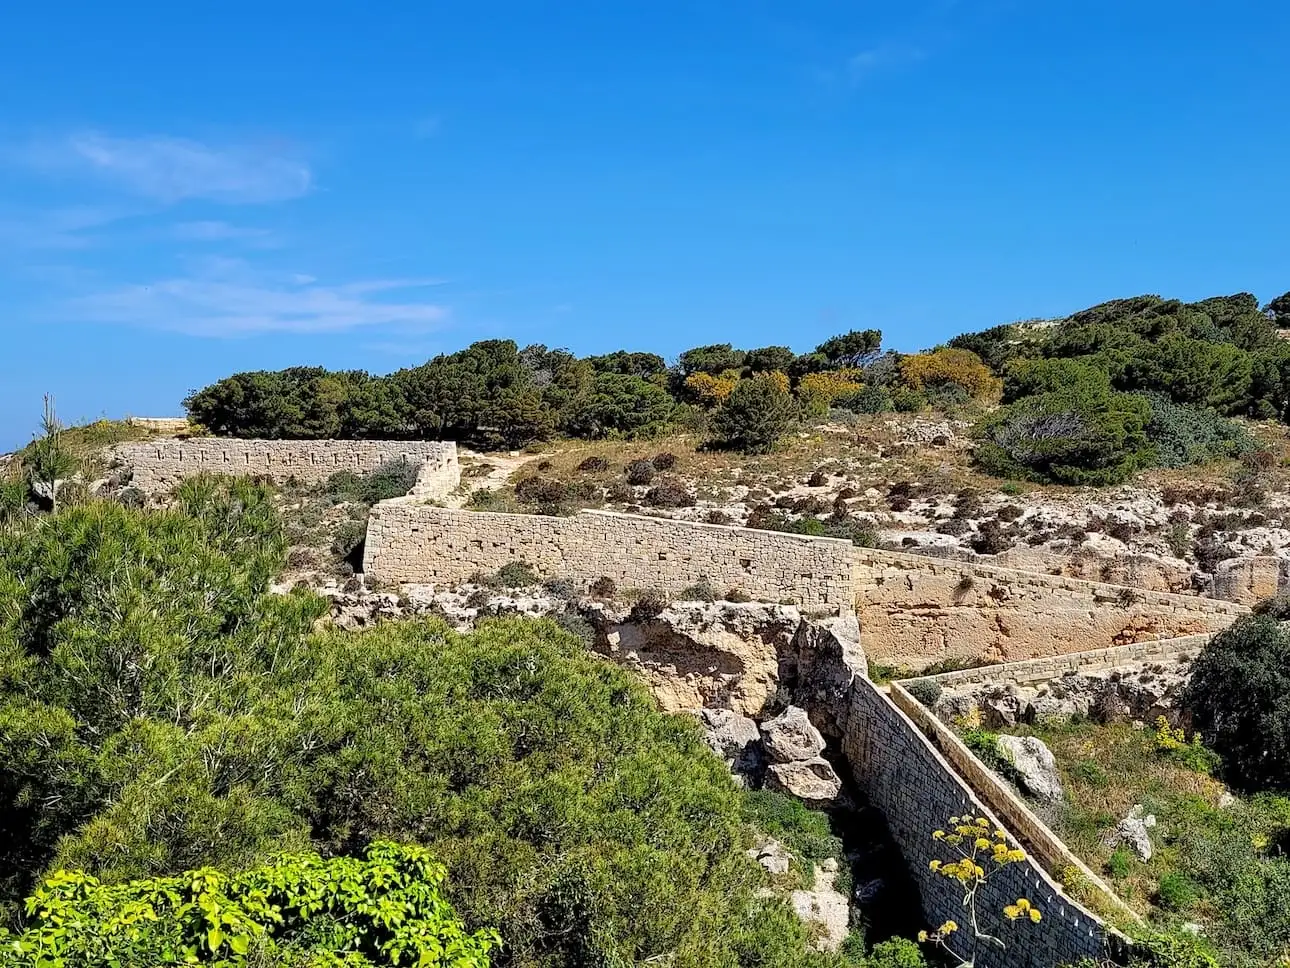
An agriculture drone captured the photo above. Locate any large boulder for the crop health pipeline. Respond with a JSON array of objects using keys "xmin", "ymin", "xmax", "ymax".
[
  {"xmin": 765, "ymin": 758, "xmax": 843, "ymax": 805},
  {"xmin": 996, "ymin": 734, "xmax": 1064, "ymax": 802},
  {"xmin": 761, "ymin": 706, "xmax": 826, "ymax": 764},
  {"xmin": 698, "ymin": 707, "xmax": 764, "ymax": 780}
]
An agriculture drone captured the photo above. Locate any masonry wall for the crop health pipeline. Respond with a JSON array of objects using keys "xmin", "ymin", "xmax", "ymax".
[
  {"xmin": 364, "ymin": 505, "xmax": 857, "ymax": 609},
  {"xmin": 912, "ymin": 633, "xmax": 1212, "ymax": 691},
  {"xmin": 854, "ymin": 548, "xmax": 1245, "ymax": 668},
  {"xmin": 115, "ymin": 440, "xmax": 460, "ymax": 494},
  {"xmin": 840, "ymin": 675, "xmax": 1130, "ymax": 968}
]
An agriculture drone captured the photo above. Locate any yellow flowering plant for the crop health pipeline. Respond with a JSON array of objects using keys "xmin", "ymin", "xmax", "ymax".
[{"xmin": 918, "ymin": 813, "xmax": 1041, "ymax": 967}]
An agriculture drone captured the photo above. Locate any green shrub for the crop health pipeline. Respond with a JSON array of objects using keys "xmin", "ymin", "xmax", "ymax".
[
  {"xmin": 330, "ymin": 519, "xmax": 367, "ymax": 563},
  {"xmin": 1155, "ymin": 871, "xmax": 1199, "ymax": 911},
  {"xmin": 890, "ymin": 387, "xmax": 927, "ymax": 413},
  {"xmin": 1184, "ymin": 615, "xmax": 1290, "ymax": 792},
  {"xmin": 625, "ymin": 459, "xmax": 657, "ymax": 485},
  {"xmin": 904, "ymin": 679, "xmax": 942, "ymax": 706},
  {"xmin": 493, "ymin": 561, "xmax": 539, "ymax": 588},
  {"xmin": 974, "ymin": 375, "xmax": 1153, "ymax": 486},
  {"xmin": 643, "ymin": 481, "xmax": 695, "ymax": 508},
  {"xmin": 0, "ymin": 843, "xmax": 498, "ymax": 967},
  {"xmin": 678, "ymin": 577, "xmax": 718, "ymax": 602},
  {"xmin": 710, "ymin": 374, "xmax": 797, "ymax": 454},
  {"xmin": 1106, "ymin": 847, "xmax": 1132, "ymax": 879},
  {"xmin": 322, "ymin": 460, "xmax": 420, "ymax": 505},
  {"xmin": 742, "ymin": 790, "xmax": 844, "ymax": 871},
  {"xmin": 836, "ymin": 386, "xmax": 894, "ymax": 415},
  {"xmin": 629, "ymin": 590, "xmax": 671, "ymax": 621},
  {"xmin": 865, "ymin": 938, "xmax": 927, "ymax": 968},
  {"xmin": 1143, "ymin": 392, "xmax": 1254, "ymax": 468}
]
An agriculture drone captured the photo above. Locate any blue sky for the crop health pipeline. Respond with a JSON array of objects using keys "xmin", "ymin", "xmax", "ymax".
[{"xmin": 2, "ymin": 0, "xmax": 1287, "ymax": 450}]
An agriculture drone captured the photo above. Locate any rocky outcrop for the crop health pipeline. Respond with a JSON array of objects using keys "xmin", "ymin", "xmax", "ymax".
[
  {"xmin": 698, "ymin": 708, "xmax": 764, "ymax": 781},
  {"xmin": 791, "ymin": 865, "xmax": 851, "ymax": 952},
  {"xmin": 996, "ymin": 735, "xmax": 1063, "ymax": 803},
  {"xmin": 765, "ymin": 758, "xmax": 844, "ymax": 805},
  {"xmin": 747, "ymin": 838, "xmax": 792, "ymax": 876},
  {"xmin": 1212, "ymin": 556, "xmax": 1286, "ymax": 605},
  {"xmin": 934, "ymin": 661, "xmax": 1192, "ymax": 729},
  {"xmin": 587, "ymin": 601, "xmax": 867, "ymax": 720},
  {"xmin": 588, "ymin": 601, "xmax": 801, "ymax": 715},
  {"xmin": 762, "ymin": 707, "xmax": 827, "ymax": 763},
  {"xmin": 1108, "ymin": 805, "xmax": 1156, "ymax": 861}
]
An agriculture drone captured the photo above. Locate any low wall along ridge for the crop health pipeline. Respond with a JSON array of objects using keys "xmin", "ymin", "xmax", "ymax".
[
  {"xmin": 116, "ymin": 439, "xmax": 460, "ymax": 492},
  {"xmin": 365, "ymin": 501, "xmax": 1245, "ymax": 659},
  {"xmin": 365, "ymin": 504, "xmax": 858, "ymax": 609}
]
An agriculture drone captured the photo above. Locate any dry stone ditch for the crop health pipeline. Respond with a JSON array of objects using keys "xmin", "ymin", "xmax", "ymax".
[{"xmin": 113, "ymin": 435, "xmax": 1254, "ymax": 966}]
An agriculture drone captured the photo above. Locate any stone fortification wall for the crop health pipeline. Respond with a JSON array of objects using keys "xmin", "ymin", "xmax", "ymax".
[
  {"xmin": 116, "ymin": 439, "xmax": 460, "ymax": 495},
  {"xmin": 913, "ymin": 634, "xmax": 1212, "ymax": 692},
  {"xmin": 364, "ymin": 506, "xmax": 857, "ymax": 610},
  {"xmin": 835, "ymin": 674, "xmax": 1128, "ymax": 966},
  {"xmin": 126, "ymin": 416, "xmax": 192, "ymax": 433},
  {"xmin": 854, "ymin": 548, "xmax": 1245, "ymax": 668}
]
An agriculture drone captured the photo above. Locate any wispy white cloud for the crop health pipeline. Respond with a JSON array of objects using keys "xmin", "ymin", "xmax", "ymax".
[
  {"xmin": 172, "ymin": 220, "xmax": 276, "ymax": 243},
  {"xmin": 0, "ymin": 206, "xmax": 131, "ymax": 250},
  {"xmin": 847, "ymin": 43, "xmax": 927, "ymax": 82},
  {"xmin": 17, "ymin": 132, "xmax": 312, "ymax": 204},
  {"xmin": 68, "ymin": 258, "xmax": 449, "ymax": 337}
]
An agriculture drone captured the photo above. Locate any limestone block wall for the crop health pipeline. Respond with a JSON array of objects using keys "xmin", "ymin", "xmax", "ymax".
[
  {"xmin": 126, "ymin": 416, "xmax": 192, "ymax": 433},
  {"xmin": 911, "ymin": 633, "xmax": 1213, "ymax": 692},
  {"xmin": 115, "ymin": 439, "xmax": 460, "ymax": 496},
  {"xmin": 364, "ymin": 506, "xmax": 857, "ymax": 609},
  {"xmin": 839, "ymin": 674, "xmax": 1129, "ymax": 968},
  {"xmin": 854, "ymin": 548, "xmax": 1246, "ymax": 668}
]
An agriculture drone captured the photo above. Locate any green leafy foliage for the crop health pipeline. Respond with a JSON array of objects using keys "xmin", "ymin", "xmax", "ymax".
[
  {"xmin": 974, "ymin": 365, "xmax": 1154, "ymax": 485},
  {"xmin": 711, "ymin": 374, "xmax": 798, "ymax": 454},
  {"xmin": 0, "ymin": 843, "xmax": 498, "ymax": 967},
  {"xmin": 322, "ymin": 460, "xmax": 422, "ymax": 505},
  {"xmin": 1142, "ymin": 393, "xmax": 1254, "ymax": 469},
  {"xmin": 1184, "ymin": 615, "xmax": 1290, "ymax": 793},
  {"xmin": 0, "ymin": 491, "xmax": 881, "ymax": 967}
]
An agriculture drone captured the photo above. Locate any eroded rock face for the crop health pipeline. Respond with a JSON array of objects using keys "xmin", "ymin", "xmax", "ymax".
[
  {"xmin": 765, "ymin": 758, "xmax": 843, "ymax": 805},
  {"xmin": 587, "ymin": 601, "xmax": 867, "ymax": 720},
  {"xmin": 996, "ymin": 735, "xmax": 1063, "ymax": 803},
  {"xmin": 790, "ymin": 867, "xmax": 851, "ymax": 952},
  {"xmin": 588, "ymin": 601, "xmax": 803, "ymax": 715},
  {"xmin": 934, "ymin": 661, "xmax": 1192, "ymax": 729}
]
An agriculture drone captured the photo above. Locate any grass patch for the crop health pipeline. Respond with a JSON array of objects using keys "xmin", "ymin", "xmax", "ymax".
[{"xmin": 989, "ymin": 718, "xmax": 1290, "ymax": 966}]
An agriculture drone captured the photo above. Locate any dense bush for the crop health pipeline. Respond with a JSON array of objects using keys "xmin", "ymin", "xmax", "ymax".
[
  {"xmin": 0, "ymin": 491, "xmax": 878, "ymax": 967},
  {"xmin": 898, "ymin": 348, "xmax": 1001, "ymax": 402},
  {"xmin": 1143, "ymin": 393, "xmax": 1254, "ymax": 468},
  {"xmin": 322, "ymin": 460, "xmax": 421, "ymax": 505},
  {"xmin": 625, "ymin": 459, "xmax": 657, "ymax": 485},
  {"xmin": 974, "ymin": 370, "xmax": 1153, "ymax": 485},
  {"xmin": 1184, "ymin": 615, "xmax": 1290, "ymax": 793},
  {"xmin": 0, "ymin": 843, "xmax": 498, "ymax": 967},
  {"xmin": 711, "ymin": 373, "xmax": 798, "ymax": 454}
]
